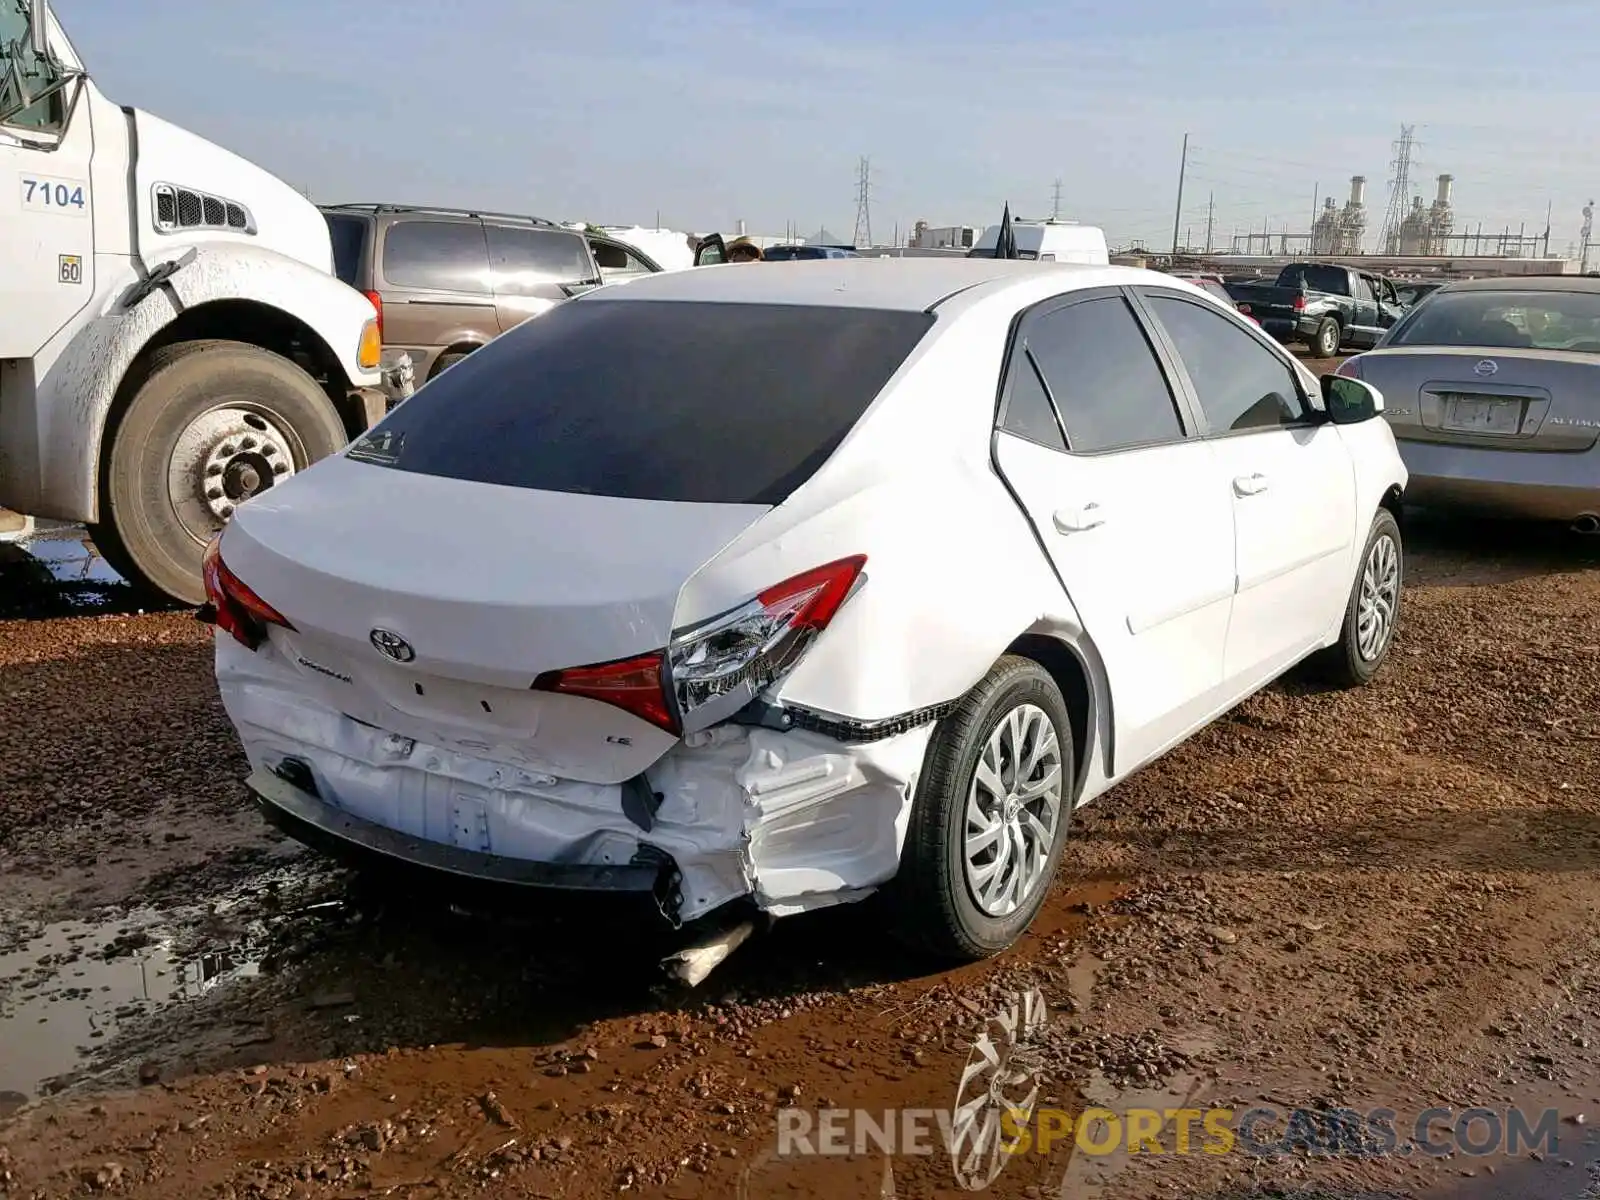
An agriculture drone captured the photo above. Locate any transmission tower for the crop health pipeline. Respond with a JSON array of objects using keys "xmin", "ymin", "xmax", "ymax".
[
  {"xmin": 852, "ymin": 156, "xmax": 873, "ymax": 248},
  {"xmin": 1379, "ymin": 125, "xmax": 1418, "ymax": 255},
  {"xmin": 1051, "ymin": 178, "xmax": 1063, "ymax": 220}
]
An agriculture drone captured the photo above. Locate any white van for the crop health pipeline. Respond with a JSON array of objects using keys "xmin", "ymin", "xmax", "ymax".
[{"xmin": 967, "ymin": 220, "xmax": 1109, "ymax": 265}]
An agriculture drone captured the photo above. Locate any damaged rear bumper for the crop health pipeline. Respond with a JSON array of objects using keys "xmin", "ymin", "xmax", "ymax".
[{"xmin": 217, "ymin": 638, "xmax": 935, "ymax": 925}]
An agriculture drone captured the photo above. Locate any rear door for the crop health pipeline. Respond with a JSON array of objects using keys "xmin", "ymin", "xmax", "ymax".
[
  {"xmin": 487, "ymin": 224, "xmax": 601, "ymax": 329},
  {"xmin": 1349, "ymin": 274, "xmax": 1383, "ymax": 346},
  {"xmin": 375, "ymin": 218, "xmax": 499, "ymax": 373},
  {"xmin": 1134, "ymin": 288, "xmax": 1357, "ymax": 688},
  {"xmin": 990, "ymin": 289, "xmax": 1236, "ymax": 776}
]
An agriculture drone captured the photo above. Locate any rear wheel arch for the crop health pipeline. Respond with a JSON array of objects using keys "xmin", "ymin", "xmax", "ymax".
[
  {"xmin": 1004, "ymin": 632, "xmax": 1096, "ymax": 802},
  {"xmin": 431, "ymin": 341, "xmax": 489, "ymax": 379}
]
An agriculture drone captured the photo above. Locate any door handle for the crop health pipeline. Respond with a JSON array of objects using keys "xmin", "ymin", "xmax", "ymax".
[
  {"xmin": 1052, "ymin": 502, "xmax": 1106, "ymax": 533},
  {"xmin": 1233, "ymin": 473, "xmax": 1269, "ymax": 497}
]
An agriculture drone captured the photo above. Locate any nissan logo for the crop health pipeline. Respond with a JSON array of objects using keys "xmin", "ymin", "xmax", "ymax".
[
  {"xmin": 369, "ymin": 628, "xmax": 415, "ymax": 662},
  {"xmin": 1473, "ymin": 359, "xmax": 1499, "ymax": 376}
]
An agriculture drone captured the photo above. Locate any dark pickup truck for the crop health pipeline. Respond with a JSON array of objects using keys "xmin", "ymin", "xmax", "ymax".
[{"xmin": 1225, "ymin": 263, "xmax": 1406, "ymax": 358}]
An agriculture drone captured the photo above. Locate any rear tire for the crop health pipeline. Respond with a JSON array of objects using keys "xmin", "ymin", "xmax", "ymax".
[
  {"xmin": 1308, "ymin": 316, "xmax": 1341, "ymax": 358},
  {"xmin": 1310, "ymin": 508, "xmax": 1403, "ymax": 688},
  {"xmin": 885, "ymin": 656, "xmax": 1075, "ymax": 962},
  {"xmin": 90, "ymin": 340, "xmax": 348, "ymax": 605},
  {"xmin": 430, "ymin": 351, "xmax": 470, "ymax": 379}
]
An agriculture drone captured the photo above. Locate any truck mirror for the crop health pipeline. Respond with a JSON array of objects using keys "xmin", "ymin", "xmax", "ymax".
[{"xmin": 30, "ymin": 0, "xmax": 50, "ymax": 57}]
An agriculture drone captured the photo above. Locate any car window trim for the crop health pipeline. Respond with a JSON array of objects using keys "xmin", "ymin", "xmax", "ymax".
[
  {"xmin": 995, "ymin": 344, "xmax": 1070, "ymax": 452},
  {"xmin": 1127, "ymin": 286, "xmax": 1318, "ymax": 440},
  {"xmin": 999, "ymin": 286, "xmax": 1201, "ymax": 458},
  {"xmin": 377, "ymin": 216, "xmax": 493, "ymax": 297}
]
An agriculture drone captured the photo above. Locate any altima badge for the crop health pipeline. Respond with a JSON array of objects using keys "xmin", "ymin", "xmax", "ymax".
[
  {"xmin": 1474, "ymin": 359, "xmax": 1499, "ymax": 376},
  {"xmin": 369, "ymin": 628, "xmax": 415, "ymax": 662}
]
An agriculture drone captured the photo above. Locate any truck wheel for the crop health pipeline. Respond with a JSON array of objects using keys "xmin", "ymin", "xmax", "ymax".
[
  {"xmin": 1309, "ymin": 317, "xmax": 1341, "ymax": 358},
  {"xmin": 90, "ymin": 340, "xmax": 348, "ymax": 605}
]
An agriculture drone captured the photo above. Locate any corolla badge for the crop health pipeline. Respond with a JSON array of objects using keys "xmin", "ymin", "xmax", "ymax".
[
  {"xmin": 1474, "ymin": 359, "xmax": 1499, "ymax": 376},
  {"xmin": 369, "ymin": 628, "xmax": 415, "ymax": 662}
]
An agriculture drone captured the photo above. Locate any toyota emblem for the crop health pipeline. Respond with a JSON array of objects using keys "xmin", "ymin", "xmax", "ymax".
[
  {"xmin": 369, "ymin": 628, "xmax": 415, "ymax": 662},
  {"xmin": 1473, "ymin": 359, "xmax": 1499, "ymax": 376}
]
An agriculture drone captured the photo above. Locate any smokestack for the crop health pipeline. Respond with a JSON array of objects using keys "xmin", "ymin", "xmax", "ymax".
[
  {"xmin": 1435, "ymin": 174, "xmax": 1453, "ymax": 204},
  {"xmin": 1349, "ymin": 176, "xmax": 1367, "ymax": 206},
  {"xmin": 737, "ymin": 219, "xmax": 747, "ymax": 236}
]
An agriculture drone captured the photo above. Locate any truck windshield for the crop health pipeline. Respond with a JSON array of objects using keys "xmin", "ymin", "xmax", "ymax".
[
  {"xmin": 345, "ymin": 298, "xmax": 935, "ymax": 505},
  {"xmin": 324, "ymin": 215, "xmax": 366, "ymax": 287}
]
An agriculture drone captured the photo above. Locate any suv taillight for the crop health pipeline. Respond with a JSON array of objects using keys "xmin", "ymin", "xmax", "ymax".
[
  {"xmin": 363, "ymin": 289, "xmax": 383, "ymax": 338},
  {"xmin": 199, "ymin": 536, "xmax": 294, "ymax": 651}
]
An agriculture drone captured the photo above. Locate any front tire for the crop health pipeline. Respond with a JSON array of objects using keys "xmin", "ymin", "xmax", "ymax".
[
  {"xmin": 90, "ymin": 340, "xmax": 349, "ymax": 605},
  {"xmin": 1311, "ymin": 507, "xmax": 1403, "ymax": 687},
  {"xmin": 886, "ymin": 656, "xmax": 1075, "ymax": 961}
]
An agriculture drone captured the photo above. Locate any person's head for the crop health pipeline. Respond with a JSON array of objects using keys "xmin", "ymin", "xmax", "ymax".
[{"xmin": 728, "ymin": 237, "xmax": 763, "ymax": 264}]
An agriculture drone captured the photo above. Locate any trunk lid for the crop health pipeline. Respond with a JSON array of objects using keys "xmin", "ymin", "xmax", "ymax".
[
  {"xmin": 221, "ymin": 455, "xmax": 771, "ymax": 784},
  {"xmin": 1357, "ymin": 346, "xmax": 1600, "ymax": 453}
]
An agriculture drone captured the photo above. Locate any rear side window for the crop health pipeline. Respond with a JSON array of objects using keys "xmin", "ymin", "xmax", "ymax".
[
  {"xmin": 325, "ymin": 215, "xmax": 367, "ymax": 286},
  {"xmin": 487, "ymin": 226, "xmax": 595, "ymax": 294},
  {"xmin": 347, "ymin": 300, "xmax": 935, "ymax": 505},
  {"xmin": 999, "ymin": 353, "xmax": 1068, "ymax": 451},
  {"xmin": 1145, "ymin": 294, "xmax": 1306, "ymax": 433},
  {"xmin": 1025, "ymin": 297, "xmax": 1185, "ymax": 453},
  {"xmin": 380, "ymin": 220, "xmax": 490, "ymax": 293}
]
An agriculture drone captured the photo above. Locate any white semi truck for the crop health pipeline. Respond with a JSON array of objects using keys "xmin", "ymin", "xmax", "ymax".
[{"xmin": 1, "ymin": 0, "xmax": 385, "ymax": 603}]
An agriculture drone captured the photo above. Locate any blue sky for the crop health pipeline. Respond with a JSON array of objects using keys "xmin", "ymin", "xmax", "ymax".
[{"xmin": 65, "ymin": 0, "xmax": 1600, "ymax": 251}]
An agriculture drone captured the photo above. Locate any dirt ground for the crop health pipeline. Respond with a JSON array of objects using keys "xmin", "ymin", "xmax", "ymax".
[{"xmin": 5, "ymin": 374, "xmax": 1600, "ymax": 1198}]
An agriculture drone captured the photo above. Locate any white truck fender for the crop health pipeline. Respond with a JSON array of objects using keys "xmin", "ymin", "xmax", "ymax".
[{"xmin": 20, "ymin": 243, "xmax": 379, "ymax": 524}]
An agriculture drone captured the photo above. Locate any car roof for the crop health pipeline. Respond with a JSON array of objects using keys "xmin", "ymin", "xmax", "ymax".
[
  {"xmin": 1437, "ymin": 275, "xmax": 1600, "ymax": 295},
  {"xmin": 584, "ymin": 258, "xmax": 1166, "ymax": 312}
]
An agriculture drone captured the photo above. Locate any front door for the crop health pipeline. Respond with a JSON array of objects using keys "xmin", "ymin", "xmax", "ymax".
[
  {"xmin": 0, "ymin": 7, "xmax": 94, "ymax": 359},
  {"xmin": 1135, "ymin": 289, "xmax": 1357, "ymax": 688},
  {"xmin": 990, "ymin": 289, "xmax": 1236, "ymax": 776}
]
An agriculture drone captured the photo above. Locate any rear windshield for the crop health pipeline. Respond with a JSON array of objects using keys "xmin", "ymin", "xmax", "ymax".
[
  {"xmin": 346, "ymin": 299, "xmax": 935, "ymax": 504},
  {"xmin": 1277, "ymin": 264, "xmax": 1348, "ymax": 294},
  {"xmin": 1389, "ymin": 289, "xmax": 1600, "ymax": 352},
  {"xmin": 324, "ymin": 214, "xmax": 366, "ymax": 286}
]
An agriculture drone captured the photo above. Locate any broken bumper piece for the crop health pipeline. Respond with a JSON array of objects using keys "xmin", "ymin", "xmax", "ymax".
[
  {"xmin": 217, "ymin": 645, "xmax": 935, "ymax": 926},
  {"xmin": 247, "ymin": 763, "xmax": 668, "ymax": 896}
]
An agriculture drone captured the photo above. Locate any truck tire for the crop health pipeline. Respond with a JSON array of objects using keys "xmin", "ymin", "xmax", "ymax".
[
  {"xmin": 90, "ymin": 340, "xmax": 348, "ymax": 605},
  {"xmin": 1309, "ymin": 316, "xmax": 1341, "ymax": 358}
]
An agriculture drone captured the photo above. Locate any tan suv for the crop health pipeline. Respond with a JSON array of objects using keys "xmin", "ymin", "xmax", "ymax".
[{"xmin": 321, "ymin": 204, "xmax": 662, "ymax": 386}]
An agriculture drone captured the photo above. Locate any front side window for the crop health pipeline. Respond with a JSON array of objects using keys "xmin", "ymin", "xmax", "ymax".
[
  {"xmin": 346, "ymin": 299, "xmax": 935, "ymax": 505},
  {"xmin": 1025, "ymin": 296, "xmax": 1186, "ymax": 454},
  {"xmin": 1144, "ymin": 294, "xmax": 1307, "ymax": 434},
  {"xmin": 380, "ymin": 220, "xmax": 490, "ymax": 294},
  {"xmin": 0, "ymin": 1, "xmax": 67, "ymax": 132}
]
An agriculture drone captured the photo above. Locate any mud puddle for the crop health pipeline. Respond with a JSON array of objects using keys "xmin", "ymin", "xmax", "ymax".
[{"xmin": 0, "ymin": 523, "xmax": 154, "ymax": 618}]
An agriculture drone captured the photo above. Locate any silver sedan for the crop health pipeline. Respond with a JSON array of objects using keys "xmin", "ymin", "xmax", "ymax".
[{"xmin": 1339, "ymin": 275, "xmax": 1600, "ymax": 531}]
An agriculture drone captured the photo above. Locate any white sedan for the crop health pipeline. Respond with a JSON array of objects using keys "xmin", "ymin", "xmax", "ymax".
[{"xmin": 205, "ymin": 258, "xmax": 1407, "ymax": 961}]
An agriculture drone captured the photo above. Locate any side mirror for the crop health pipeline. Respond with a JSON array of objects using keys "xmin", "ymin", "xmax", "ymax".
[
  {"xmin": 694, "ymin": 234, "xmax": 727, "ymax": 267},
  {"xmin": 1322, "ymin": 375, "xmax": 1385, "ymax": 424},
  {"xmin": 30, "ymin": 0, "xmax": 50, "ymax": 57}
]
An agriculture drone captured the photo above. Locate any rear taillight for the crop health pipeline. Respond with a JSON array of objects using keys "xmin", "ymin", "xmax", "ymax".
[
  {"xmin": 531, "ymin": 555, "xmax": 867, "ymax": 736},
  {"xmin": 1293, "ymin": 295, "xmax": 1306, "ymax": 312},
  {"xmin": 1236, "ymin": 302, "xmax": 1252, "ymax": 315},
  {"xmin": 199, "ymin": 536, "xmax": 294, "ymax": 651},
  {"xmin": 363, "ymin": 289, "xmax": 383, "ymax": 337},
  {"xmin": 1334, "ymin": 356, "xmax": 1363, "ymax": 379}
]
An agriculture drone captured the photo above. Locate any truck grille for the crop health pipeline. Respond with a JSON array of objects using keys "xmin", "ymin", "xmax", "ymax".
[{"xmin": 152, "ymin": 183, "xmax": 255, "ymax": 235}]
